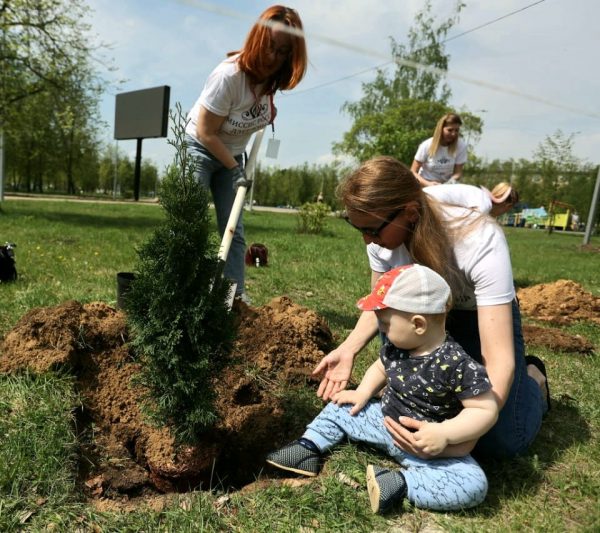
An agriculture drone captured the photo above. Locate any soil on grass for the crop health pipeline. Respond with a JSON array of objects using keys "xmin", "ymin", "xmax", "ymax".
[
  {"xmin": 1, "ymin": 278, "xmax": 597, "ymax": 507},
  {"xmin": 522, "ymin": 324, "xmax": 595, "ymax": 355},
  {"xmin": 0, "ymin": 296, "xmax": 334, "ymax": 502},
  {"xmin": 517, "ymin": 279, "xmax": 600, "ymax": 326}
]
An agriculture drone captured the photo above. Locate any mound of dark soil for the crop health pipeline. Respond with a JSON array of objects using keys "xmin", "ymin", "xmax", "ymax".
[
  {"xmin": 0, "ymin": 297, "xmax": 334, "ymax": 499},
  {"xmin": 522, "ymin": 324, "xmax": 594, "ymax": 355}
]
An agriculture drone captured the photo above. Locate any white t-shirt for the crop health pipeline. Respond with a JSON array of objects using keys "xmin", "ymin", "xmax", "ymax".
[
  {"xmin": 367, "ymin": 199, "xmax": 514, "ymax": 311},
  {"xmin": 186, "ymin": 56, "xmax": 274, "ymax": 156},
  {"xmin": 423, "ymin": 184, "xmax": 493, "ymax": 214},
  {"xmin": 414, "ymin": 137, "xmax": 468, "ymax": 183}
]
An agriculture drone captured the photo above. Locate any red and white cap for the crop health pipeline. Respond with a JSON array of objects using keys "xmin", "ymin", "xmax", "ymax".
[{"xmin": 356, "ymin": 264, "xmax": 451, "ymax": 314}]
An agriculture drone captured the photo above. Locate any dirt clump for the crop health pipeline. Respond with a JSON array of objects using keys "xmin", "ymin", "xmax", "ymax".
[
  {"xmin": 0, "ymin": 296, "xmax": 334, "ymax": 499},
  {"xmin": 522, "ymin": 324, "xmax": 595, "ymax": 355},
  {"xmin": 517, "ymin": 280, "xmax": 600, "ymax": 326}
]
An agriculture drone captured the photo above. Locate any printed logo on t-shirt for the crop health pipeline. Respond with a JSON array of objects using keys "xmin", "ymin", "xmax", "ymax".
[
  {"xmin": 242, "ymin": 101, "xmax": 269, "ymax": 121},
  {"xmin": 224, "ymin": 102, "xmax": 269, "ymax": 136}
]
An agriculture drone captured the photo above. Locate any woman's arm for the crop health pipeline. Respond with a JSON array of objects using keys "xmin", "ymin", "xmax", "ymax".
[
  {"xmin": 411, "ymin": 160, "xmax": 432, "ymax": 187},
  {"xmin": 332, "ymin": 359, "xmax": 387, "ymax": 415},
  {"xmin": 313, "ymin": 271, "xmax": 382, "ymax": 400},
  {"xmin": 448, "ymin": 163, "xmax": 464, "ymax": 183},
  {"xmin": 195, "ymin": 105, "xmax": 239, "ymax": 169},
  {"xmin": 313, "ymin": 311, "xmax": 379, "ymax": 400},
  {"xmin": 410, "ymin": 159, "xmax": 422, "ymax": 177},
  {"xmin": 384, "ymin": 416, "xmax": 479, "ymax": 458},
  {"xmin": 477, "ymin": 303, "xmax": 515, "ymax": 408}
]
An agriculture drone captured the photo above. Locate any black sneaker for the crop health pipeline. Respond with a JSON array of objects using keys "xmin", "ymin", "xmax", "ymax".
[
  {"xmin": 266, "ymin": 440, "xmax": 321, "ymax": 477},
  {"xmin": 366, "ymin": 465, "xmax": 407, "ymax": 514}
]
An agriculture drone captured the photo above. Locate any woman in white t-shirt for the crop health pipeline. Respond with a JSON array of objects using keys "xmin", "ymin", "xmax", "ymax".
[
  {"xmin": 411, "ymin": 113, "xmax": 468, "ymax": 186},
  {"xmin": 185, "ymin": 5, "xmax": 307, "ymax": 302},
  {"xmin": 314, "ymin": 156, "xmax": 549, "ymax": 460}
]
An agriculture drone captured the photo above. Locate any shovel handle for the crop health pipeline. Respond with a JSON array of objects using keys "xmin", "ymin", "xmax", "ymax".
[
  {"xmin": 217, "ymin": 128, "xmax": 265, "ymax": 263},
  {"xmin": 218, "ymin": 184, "xmax": 247, "ymax": 263}
]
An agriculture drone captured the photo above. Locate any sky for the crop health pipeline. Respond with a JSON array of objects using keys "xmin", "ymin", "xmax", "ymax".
[{"xmin": 86, "ymin": 0, "xmax": 600, "ymax": 174}]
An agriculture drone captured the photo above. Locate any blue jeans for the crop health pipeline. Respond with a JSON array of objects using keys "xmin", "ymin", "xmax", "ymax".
[
  {"xmin": 186, "ymin": 136, "xmax": 246, "ymax": 295},
  {"xmin": 304, "ymin": 401, "xmax": 488, "ymax": 511},
  {"xmin": 447, "ymin": 299, "xmax": 546, "ymax": 459}
]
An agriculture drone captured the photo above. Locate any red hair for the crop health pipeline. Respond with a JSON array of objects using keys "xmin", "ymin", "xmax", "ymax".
[{"xmin": 234, "ymin": 5, "xmax": 307, "ymax": 94}]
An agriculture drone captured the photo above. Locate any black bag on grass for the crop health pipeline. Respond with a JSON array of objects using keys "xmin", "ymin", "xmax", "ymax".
[{"xmin": 0, "ymin": 243, "xmax": 17, "ymax": 282}]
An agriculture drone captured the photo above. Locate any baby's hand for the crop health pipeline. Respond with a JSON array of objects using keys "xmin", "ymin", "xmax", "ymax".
[
  {"xmin": 412, "ymin": 422, "xmax": 448, "ymax": 456},
  {"xmin": 332, "ymin": 390, "xmax": 368, "ymax": 415}
]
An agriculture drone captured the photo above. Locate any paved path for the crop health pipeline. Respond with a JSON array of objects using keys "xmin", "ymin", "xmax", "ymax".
[{"xmin": 3, "ymin": 193, "xmax": 299, "ymax": 213}]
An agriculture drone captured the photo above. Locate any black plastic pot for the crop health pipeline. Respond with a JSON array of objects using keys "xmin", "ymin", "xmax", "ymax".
[{"xmin": 116, "ymin": 272, "xmax": 136, "ymax": 309}]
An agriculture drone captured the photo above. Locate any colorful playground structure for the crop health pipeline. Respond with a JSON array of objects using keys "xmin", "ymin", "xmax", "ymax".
[{"xmin": 499, "ymin": 201, "xmax": 580, "ymax": 231}]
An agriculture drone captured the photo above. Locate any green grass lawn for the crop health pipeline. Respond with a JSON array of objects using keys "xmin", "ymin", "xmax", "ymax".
[{"xmin": 1, "ymin": 198, "xmax": 599, "ymax": 532}]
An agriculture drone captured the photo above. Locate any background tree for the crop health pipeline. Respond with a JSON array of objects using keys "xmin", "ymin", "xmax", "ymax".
[
  {"xmin": 558, "ymin": 165, "xmax": 598, "ymax": 223},
  {"xmin": 1, "ymin": 0, "xmax": 111, "ymax": 196},
  {"xmin": 510, "ymin": 159, "xmax": 540, "ymax": 208},
  {"xmin": 3, "ymin": 94, "xmax": 55, "ymax": 192},
  {"xmin": 98, "ymin": 145, "xmax": 119, "ymax": 195},
  {"xmin": 533, "ymin": 130, "xmax": 580, "ymax": 207},
  {"xmin": 141, "ymin": 160, "xmax": 160, "ymax": 197},
  {"xmin": 334, "ymin": 0, "xmax": 483, "ymax": 164},
  {"xmin": 51, "ymin": 69, "xmax": 105, "ymax": 194},
  {"xmin": 1, "ymin": 0, "xmax": 102, "ymax": 108},
  {"xmin": 253, "ymin": 162, "xmax": 343, "ymax": 209},
  {"xmin": 335, "ymin": 99, "xmax": 480, "ymax": 165},
  {"xmin": 460, "ymin": 131, "xmax": 597, "ymax": 228}
]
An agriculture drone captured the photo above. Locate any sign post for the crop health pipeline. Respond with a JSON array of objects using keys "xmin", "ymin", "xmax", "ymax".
[
  {"xmin": 114, "ymin": 86, "xmax": 170, "ymax": 200},
  {"xmin": 583, "ymin": 166, "xmax": 600, "ymax": 245}
]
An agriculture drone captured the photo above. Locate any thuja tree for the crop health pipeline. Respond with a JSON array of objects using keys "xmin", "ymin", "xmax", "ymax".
[{"xmin": 125, "ymin": 105, "xmax": 236, "ymax": 443}]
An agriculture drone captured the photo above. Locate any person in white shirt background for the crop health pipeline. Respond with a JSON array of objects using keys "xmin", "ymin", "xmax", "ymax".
[{"xmin": 411, "ymin": 113, "xmax": 468, "ymax": 186}]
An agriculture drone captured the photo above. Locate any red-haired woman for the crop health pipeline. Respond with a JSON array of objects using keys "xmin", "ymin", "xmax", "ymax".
[{"xmin": 186, "ymin": 5, "xmax": 307, "ymax": 302}]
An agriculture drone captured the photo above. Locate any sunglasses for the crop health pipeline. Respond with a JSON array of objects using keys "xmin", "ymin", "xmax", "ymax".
[{"xmin": 343, "ymin": 209, "xmax": 404, "ymax": 238}]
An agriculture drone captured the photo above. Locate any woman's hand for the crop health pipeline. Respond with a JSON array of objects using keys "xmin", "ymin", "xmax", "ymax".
[
  {"xmin": 312, "ymin": 348, "xmax": 355, "ymax": 401},
  {"xmin": 384, "ymin": 416, "xmax": 432, "ymax": 458},
  {"xmin": 385, "ymin": 416, "xmax": 477, "ymax": 458},
  {"xmin": 412, "ymin": 422, "xmax": 448, "ymax": 456}
]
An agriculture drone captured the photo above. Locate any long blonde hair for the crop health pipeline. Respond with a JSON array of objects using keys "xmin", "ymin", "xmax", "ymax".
[
  {"xmin": 337, "ymin": 156, "xmax": 461, "ymax": 296},
  {"xmin": 429, "ymin": 113, "xmax": 462, "ymax": 158},
  {"xmin": 491, "ymin": 181, "xmax": 519, "ymax": 205}
]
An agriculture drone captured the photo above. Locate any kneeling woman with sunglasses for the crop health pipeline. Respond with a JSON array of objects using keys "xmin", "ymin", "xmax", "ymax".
[{"xmin": 314, "ymin": 156, "xmax": 549, "ymax": 460}]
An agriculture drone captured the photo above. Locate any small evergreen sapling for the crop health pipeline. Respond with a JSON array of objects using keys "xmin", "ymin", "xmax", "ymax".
[{"xmin": 125, "ymin": 105, "xmax": 236, "ymax": 443}]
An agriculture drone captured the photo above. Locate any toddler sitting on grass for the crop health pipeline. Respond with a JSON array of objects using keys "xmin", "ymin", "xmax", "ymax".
[{"xmin": 267, "ymin": 264, "xmax": 498, "ymax": 514}]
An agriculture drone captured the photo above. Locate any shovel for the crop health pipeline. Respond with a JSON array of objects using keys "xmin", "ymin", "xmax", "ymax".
[{"xmin": 217, "ymin": 128, "xmax": 265, "ymax": 308}]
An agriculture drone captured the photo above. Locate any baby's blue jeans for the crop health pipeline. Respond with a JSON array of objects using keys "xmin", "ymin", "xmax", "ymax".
[{"xmin": 303, "ymin": 400, "xmax": 488, "ymax": 511}]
